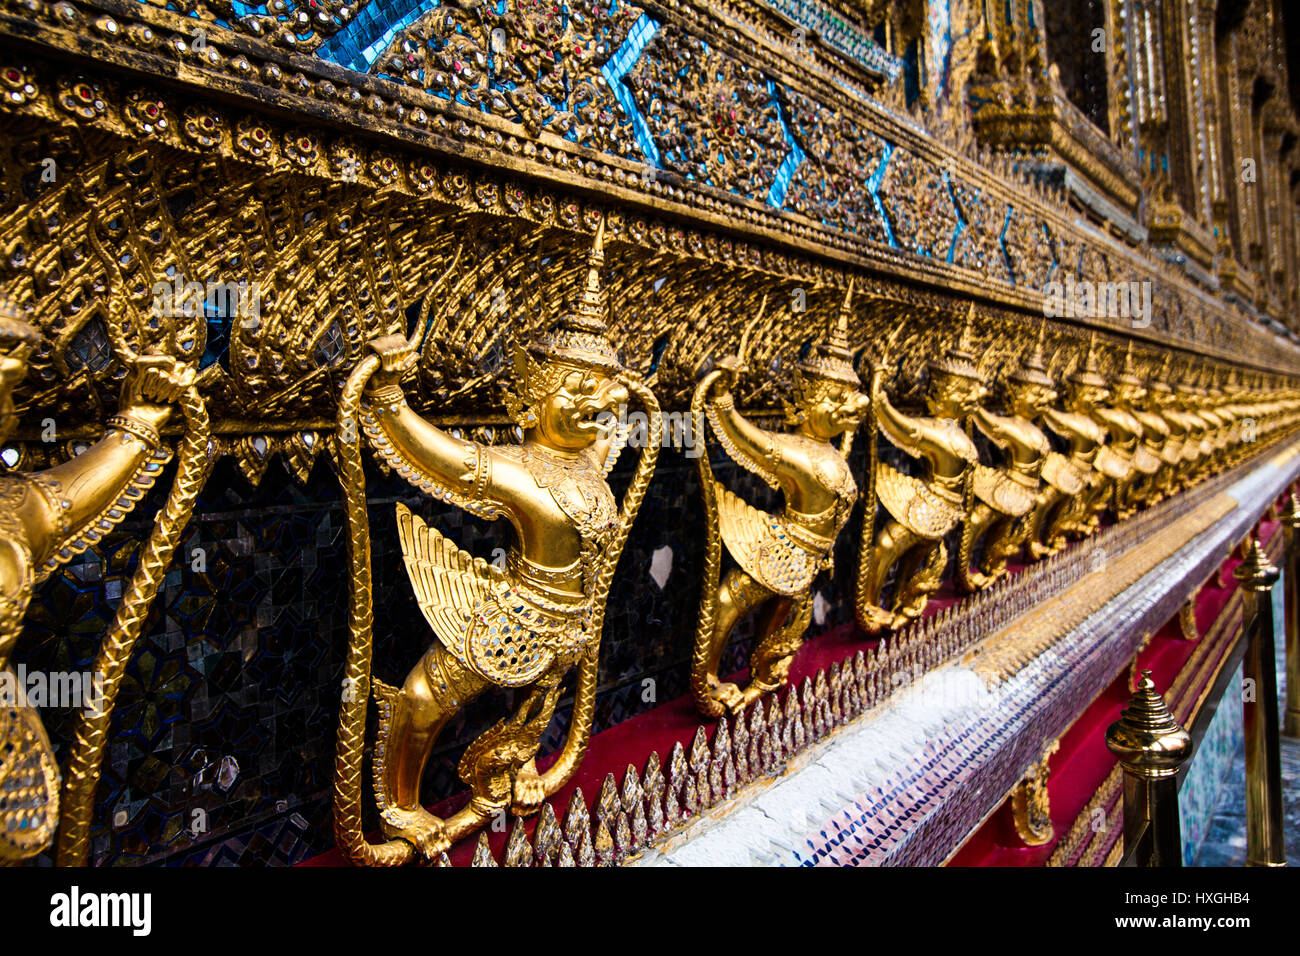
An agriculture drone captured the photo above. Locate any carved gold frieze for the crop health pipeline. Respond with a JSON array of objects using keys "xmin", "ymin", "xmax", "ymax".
[{"xmin": 0, "ymin": 0, "xmax": 1295, "ymax": 368}]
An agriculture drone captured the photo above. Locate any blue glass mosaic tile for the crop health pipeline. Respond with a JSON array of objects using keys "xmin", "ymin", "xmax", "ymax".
[
  {"xmin": 602, "ymin": 13, "xmax": 662, "ymax": 165},
  {"xmin": 867, "ymin": 141, "xmax": 896, "ymax": 249},
  {"xmin": 766, "ymin": 79, "xmax": 805, "ymax": 210}
]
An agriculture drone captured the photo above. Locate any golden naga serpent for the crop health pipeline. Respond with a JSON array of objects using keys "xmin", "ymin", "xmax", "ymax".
[
  {"xmin": 56, "ymin": 275, "xmax": 212, "ymax": 866},
  {"xmin": 689, "ymin": 368, "xmax": 728, "ymax": 718},
  {"xmin": 852, "ymin": 365, "xmax": 881, "ymax": 629},
  {"xmin": 331, "ymin": 349, "xmax": 661, "ymax": 865}
]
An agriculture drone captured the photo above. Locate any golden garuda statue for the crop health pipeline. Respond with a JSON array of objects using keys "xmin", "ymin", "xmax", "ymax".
[
  {"xmin": 1142, "ymin": 355, "xmax": 1191, "ymax": 498},
  {"xmin": 1108, "ymin": 345, "xmax": 1169, "ymax": 514},
  {"xmin": 1083, "ymin": 345, "xmax": 1148, "ymax": 522},
  {"xmin": 1216, "ymin": 369, "xmax": 1248, "ymax": 467},
  {"xmin": 1197, "ymin": 365, "xmax": 1232, "ymax": 472},
  {"xmin": 1026, "ymin": 336, "xmax": 1116, "ymax": 553},
  {"xmin": 1065, "ymin": 334, "xmax": 1132, "ymax": 534},
  {"xmin": 1173, "ymin": 363, "xmax": 1215, "ymax": 483},
  {"xmin": 1206, "ymin": 370, "xmax": 1239, "ymax": 469},
  {"xmin": 689, "ymin": 284, "xmax": 868, "ymax": 717},
  {"xmin": 331, "ymin": 217, "xmax": 660, "ymax": 863},
  {"xmin": 956, "ymin": 319, "xmax": 1057, "ymax": 591},
  {"xmin": 855, "ymin": 311, "xmax": 983, "ymax": 634},
  {"xmin": 0, "ymin": 293, "xmax": 195, "ymax": 863}
]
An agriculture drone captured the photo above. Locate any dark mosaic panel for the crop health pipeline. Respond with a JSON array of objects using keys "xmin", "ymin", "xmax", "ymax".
[{"xmin": 16, "ymin": 425, "xmax": 870, "ymax": 865}]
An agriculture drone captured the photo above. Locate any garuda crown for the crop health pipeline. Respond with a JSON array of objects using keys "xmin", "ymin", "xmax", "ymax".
[
  {"xmin": 507, "ymin": 216, "xmax": 623, "ymax": 423},
  {"xmin": 1068, "ymin": 332, "xmax": 1108, "ymax": 389},
  {"xmin": 1115, "ymin": 341, "xmax": 1145, "ymax": 389},
  {"xmin": 928, "ymin": 302, "xmax": 983, "ymax": 381},
  {"xmin": 793, "ymin": 279, "xmax": 862, "ymax": 395},
  {"xmin": 1009, "ymin": 318, "xmax": 1055, "ymax": 388}
]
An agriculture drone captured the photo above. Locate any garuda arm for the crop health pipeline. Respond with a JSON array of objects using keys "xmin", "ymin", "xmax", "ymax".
[
  {"xmin": 18, "ymin": 356, "xmax": 190, "ymax": 578},
  {"xmin": 872, "ymin": 370, "xmax": 931, "ymax": 462},
  {"xmin": 1040, "ymin": 407, "xmax": 1104, "ymax": 445},
  {"xmin": 705, "ymin": 377, "xmax": 789, "ymax": 493},
  {"xmin": 970, "ymin": 407, "xmax": 1014, "ymax": 452},
  {"xmin": 357, "ymin": 335, "xmax": 518, "ymax": 522},
  {"xmin": 0, "ymin": 356, "xmax": 189, "ymax": 669},
  {"xmin": 359, "ymin": 337, "xmax": 622, "ymax": 514}
]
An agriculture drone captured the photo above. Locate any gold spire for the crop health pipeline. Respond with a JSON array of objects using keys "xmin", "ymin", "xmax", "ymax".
[
  {"xmin": 1030, "ymin": 315, "xmax": 1047, "ymax": 363},
  {"xmin": 928, "ymin": 301, "xmax": 982, "ymax": 380},
  {"xmin": 1147, "ymin": 352, "xmax": 1172, "ymax": 395},
  {"xmin": 572, "ymin": 213, "xmax": 607, "ymax": 329},
  {"xmin": 956, "ymin": 301, "xmax": 975, "ymax": 354},
  {"xmin": 527, "ymin": 215, "xmax": 620, "ymax": 374},
  {"xmin": 1115, "ymin": 340, "xmax": 1143, "ymax": 387},
  {"xmin": 828, "ymin": 276, "xmax": 854, "ymax": 354},
  {"xmin": 1105, "ymin": 671, "xmax": 1192, "ymax": 777},
  {"xmin": 1069, "ymin": 331, "xmax": 1106, "ymax": 387},
  {"xmin": 1199, "ymin": 360, "xmax": 1218, "ymax": 394},
  {"xmin": 797, "ymin": 279, "xmax": 861, "ymax": 387},
  {"xmin": 1010, "ymin": 317, "xmax": 1053, "ymax": 387},
  {"xmin": 1233, "ymin": 539, "xmax": 1279, "ymax": 590},
  {"xmin": 1175, "ymin": 357, "xmax": 1201, "ymax": 394}
]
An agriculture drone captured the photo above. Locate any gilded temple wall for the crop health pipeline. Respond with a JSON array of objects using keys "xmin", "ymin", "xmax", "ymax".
[{"xmin": 2, "ymin": 0, "xmax": 1300, "ymax": 864}]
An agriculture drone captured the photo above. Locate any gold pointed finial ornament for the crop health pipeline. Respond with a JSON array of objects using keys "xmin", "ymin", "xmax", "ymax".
[
  {"xmin": 1069, "ymin": 331, "xmax": 1107, "ymax": 387},
  {"xmin": 1105, "ymin": 671, "xmax": 1192, "ymax": 777},
  {"xmin": 928, "ymin": 301, "xmax": 982, "ymax": 380},
  {"xmin": 1105, "ymin": 671, "xmax": 1193, "ymax": 866},
  {"xmin": 1010, "ymin": 317, "xmax": 1054, "ymax": 387},
  {"xmin": 1146, "ymin": 352, "xmax": 1173, "ymax": 398},
  {"xmin": 1233, "ymin": 538, "xmax": 1280, "ymax": 591},
  {"xmin": 526, "ymin": 213, "xmax": 620, "ymax": 373},
  {"xmin": 796, "ymin": 277, "xmax": 861, "ymax": 387},
  {"xmin": 509, "ymin": 215, "xmax": 622, "ymax": 424},
  {"xmin": 1116, "ymin": 340, "xmax": 1144, "ymax": 387},
  {"xmin": 830, "ymin": 276, "xmax": 855, "ymax": 353}
]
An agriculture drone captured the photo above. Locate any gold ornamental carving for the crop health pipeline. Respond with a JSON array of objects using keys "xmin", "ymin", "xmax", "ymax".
[
  {"xmin": 689, "ymin": 285, "xmax": 867, "ymax": 717},
  {"xmin": 1011, "ymin": 742, "xmax": 1060, "ymax": 847},
  {"xmin": 331, "ymin": 218, "xmax": 662, "ymax": 862},
  {"xmin": 856, "ymin": 310, "xmax": 982, "ymax": 633}
]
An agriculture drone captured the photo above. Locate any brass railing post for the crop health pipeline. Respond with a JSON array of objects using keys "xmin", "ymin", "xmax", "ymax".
[
  {"xmin": 1105, "ymin": 671, "xmax": 1192, "ymax": 866},
  {"xmin": 1281, "ymin": 495, "xmax": 1300, "ymax": 737},
  {"xmin": 1233, "ymin": 539, "xmax": 1287, "ymax": 866}
]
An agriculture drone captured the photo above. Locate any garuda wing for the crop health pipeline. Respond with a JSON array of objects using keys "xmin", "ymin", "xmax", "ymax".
[
  {"xmin": 972, "ymin": 464, "xmax": 1036, "ymax": 517},
  {"xmin": 395, "ymin": 503, "xmax": 559, "ymax": 687},
  {"xmin": 1041, "ymin": 451, "xmax": 1085, "ymax": 496},
  {"xmin": 715, "ymin": 486, "xmax": 818, "ymax": 597},
  {"xmin": 1094, "ymin": 444, "xmax": 1132, "ymax": 481},
  {"xmin": 1160, "ymin": 437, "xmax": 1184, "ymax": 466},
  {"xmin": 874, "ymin": 463, "xmax": 963, "ymax": 539},
  {"xmin": 1131, "ymin": 444, "xmax": 1163, "ymax": 475}
]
